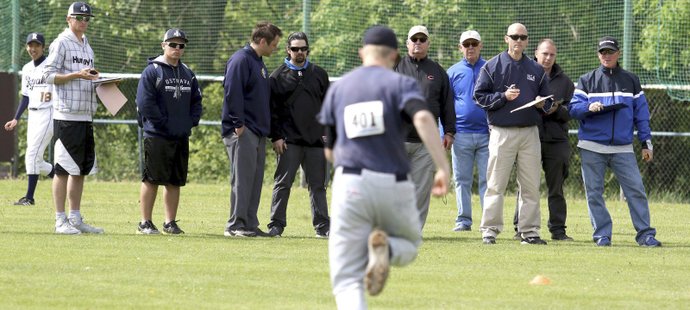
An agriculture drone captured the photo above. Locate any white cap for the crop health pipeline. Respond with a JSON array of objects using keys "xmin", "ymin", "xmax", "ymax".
[
  {"xmin": 460, "ymin": 30, "xmax": 481, "ymax": 44},
  {"xmin": 407, "ymin": 25, "xmax": 429, "ymax": 39}
]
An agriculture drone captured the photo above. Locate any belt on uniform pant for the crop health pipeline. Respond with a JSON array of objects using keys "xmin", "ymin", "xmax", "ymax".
[
  {"xmin": 29, "ymin": 108, "xmax": 39, "ymax": 111},
  {"xmin": 341, "ymin": 166, "xmax": 407, "ymax": 182}
]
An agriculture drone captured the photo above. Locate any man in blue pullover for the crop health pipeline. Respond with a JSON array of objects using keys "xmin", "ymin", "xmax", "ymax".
[
  {"xmin": 474, "ymin": 23, "xmax": 552, "ymax": 245},
  {"xmin": 569, "ymin": 36, "xmax": 661, "ymax": 247},
  {"xmin": 446, "ymin": 30, "xmax": 487, "ymax": 232},
  {"xmin": 135, "ymin": 28, "xmax": 203, "ymax": 235},
  {"xmin": 222, "ymin": 22, "xmax": 282, "ymax": 237}
]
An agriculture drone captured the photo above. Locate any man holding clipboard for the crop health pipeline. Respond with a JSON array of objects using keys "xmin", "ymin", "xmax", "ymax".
[{"xmin": 474, "ymin": 23, "xmax": 553, "ymax": 245}]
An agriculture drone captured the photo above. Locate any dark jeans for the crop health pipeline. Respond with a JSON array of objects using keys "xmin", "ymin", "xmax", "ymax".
[{"xmin": 268, "ymin": 144, "xmax": 329, "ymax": 233}]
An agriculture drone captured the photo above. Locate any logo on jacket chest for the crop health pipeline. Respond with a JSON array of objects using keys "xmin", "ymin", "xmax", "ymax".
[
  {"xmin": 526, "ymin": 74, "xmax": 535, "ymax": 82},
  {"xmin": 427, "ymin": 74, "xmax": 435, "ymax": 80}
]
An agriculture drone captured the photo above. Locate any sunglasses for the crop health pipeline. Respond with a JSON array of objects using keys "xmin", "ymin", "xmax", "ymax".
[
  {"xmin": 289, "ymin": 46, "xmax": 309, "ymax": 52},
  {"xmin": 410, "ymin": 37, "xmax": 428, "ymax": 43},
  {"xmin": 167, "ymin": 42, "xmax": 186, "ymax": 49},
  {"xmin": 462, "ymin": 41, "xmax": 479, "ymax": 48},
  {"xmin": 599, "ymin": 49, "xmax": 617, "ymax": 55},
  {"xmin": 70, "ymin": 15, "xmax": 91, "ymax": 22},
  {"xmin": 506, "ymin": 34, "xmax": 528, "ymax": 41}
]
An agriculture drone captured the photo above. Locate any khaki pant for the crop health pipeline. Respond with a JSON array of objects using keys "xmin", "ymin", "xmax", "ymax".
[{"xmin": 480, "ymin": 126, "xmax": 541, "ymax": 238}]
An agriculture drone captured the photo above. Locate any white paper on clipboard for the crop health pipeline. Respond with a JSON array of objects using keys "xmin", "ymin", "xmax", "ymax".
[{"xmin": 510, "ymin": 95, "xmax": 553, "ymax": 113}]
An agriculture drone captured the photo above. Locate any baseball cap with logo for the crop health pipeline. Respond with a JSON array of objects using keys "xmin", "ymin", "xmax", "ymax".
[
  {"xmin": 598, "ymin": 36, "xmax": 619, "ymax": 52},
  {"xmin": 68, "ymin": 2, "xmax": 94, "ymax": 17},
  {"xmin": 363, "ymin": 25, "xmax": 398, "ymax": 49},
  {"xmin": 163, "ymin": 28, "xmax": 189, "ymax": 43},
  {"xmin": 460, "ymin": 30, "xmax": 481, "ymax": 44},
  {"xmin": 407, "ymin": 25, "xmax": 429, "ymax": 40},
  {"xmin": 26, "ymin": 32, "xmax": 45, "ymax": 45}
]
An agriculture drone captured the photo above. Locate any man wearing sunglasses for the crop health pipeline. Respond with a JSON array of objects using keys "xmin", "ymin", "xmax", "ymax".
[
  {"xmin": 569, "ymin": 36, "xmax": 661, "ymax": 247},
  {"xmin": 135, "ymin": 28, "xmax": 203, "ymax": 235},
  {"xmin": 394, "ymin": 25, "xmax": 456, "ymax": 231},
  {"xmin": 222, "ymin": 22, "xmax": 283, "ymax": 238},
  {"xmin": 265, "ymin": 31, "xmax": 331, "ymax": 238},
  {"xmin": 43, "ymin": 2, "xmax": 102, "ymax": 235},
  {"xmin": 446, "ymin": 30, "xmax": 488, "ymax": 233},
  {"xmin": 474, "ymin": 23, "xmax": 552, "ymax": 245}
]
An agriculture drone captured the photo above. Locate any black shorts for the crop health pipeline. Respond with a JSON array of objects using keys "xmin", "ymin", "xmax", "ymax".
[
  {"xmin": 142, "ymin": 136, "xmax": 189, "ymax": 186},
  {"xmin": 54, "ymin": 120, "xmax": 96, "ymax": 176}
]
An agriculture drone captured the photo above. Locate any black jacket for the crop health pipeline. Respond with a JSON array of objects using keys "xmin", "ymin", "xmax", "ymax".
[
  {"xmin": 269, "ymin": 62, "xmax": 329, "ymax": 146},
  {"xmin": 539, "ymin": 62, "xmax": 575, "ymax": 142},
  {"xmin": 395, "ymin": 55, "xmax": 456, "ymax": 142}
]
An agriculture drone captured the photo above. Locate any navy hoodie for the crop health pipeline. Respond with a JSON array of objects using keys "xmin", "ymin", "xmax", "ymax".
[
  {"xmin": 221, "ymin": 44, "xmax": 271, "ymax": 137},
  {"xmin": 136, "ymin": 55, "xmax": 203, "ymax": 139}
]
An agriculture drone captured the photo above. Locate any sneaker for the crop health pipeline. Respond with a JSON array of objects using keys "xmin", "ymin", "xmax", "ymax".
[
  {"xmin": 513, "ymin": 232, "xmax": 522, "ymax": 240},
  {"xmin": 162, "ymin": 220, "xmax": 185, "ymax": 235},
  {"xmin": 137, "ymin": 220, "xmax": 160, "ymax": 235},
  {"xmin": 521, "ymin": 236, "xmax": 547, "ymax": 245},
  {"xmin": 224, "ymin": 228, "xmax": 257, "ymax": 237},
  {"xmin": 365, "ymin": 229, "xmax": 389, "ymax": 296},
  {"xmin": 13, "ymin": 197, "xmax": 35, "ymax": 206},
  {"xmin": 552, "ymin": 234, "xmax": 574, "ymax": 241},
  {"xmin": 595, "ymin": 237, "xmax": 611, "ymax": 247},
  {"xmin": 640, "ymin": 235, "xmax": 662, "ymax": 247},
  {"xmin": 482, "ymin": 236, "xmax": 496, "ymax": 244},
  {"xmin": 267, "ymin": 226, "xmax": 283, "ymax": 237},
  {"xmin": 253, "ymin": 228, "xmax": 271, "ymax": 237},
  {"xmin": 315, "ymin": 230, "xmax": 329, "ymax": 239},
  {"xmin": 69, "ymin": 217, "xmax": 104, "ymax": 234},
  {"xmin": 453, "ymin": 223, "xmax": 471, "ymax": 232},
  {"xmin": 55, "ymin": 218, "xmax": 81, "ymax": 235}
]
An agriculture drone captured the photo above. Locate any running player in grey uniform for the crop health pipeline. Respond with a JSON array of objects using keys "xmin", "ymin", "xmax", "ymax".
[
  {"xmin": 318, "ymin": 25, "xmax": 450, "ymax": 310},
  {"xmin": 4, "ymin": 32, "xmax": 54, "ymax": 206}
]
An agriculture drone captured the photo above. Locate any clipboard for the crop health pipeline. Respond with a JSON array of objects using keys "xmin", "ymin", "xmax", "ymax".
[
  {"xmin": 510, "ymin": 95, "xmax": 553, "ymax": 113},
  {"xmin": 92, "ymin": 77, "xmax": 121, "ymax": 86}
]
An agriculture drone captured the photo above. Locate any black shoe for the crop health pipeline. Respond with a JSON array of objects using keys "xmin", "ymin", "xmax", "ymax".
[
  {"xmin": 162, "ymin": 220, "xmax": 185, "ymax": 234},
  {"xmin": 224, "ymin": 228, "xmax": 257, "ymax": 237},
  {"xmin": 521, "ymin": 236, "xmax": 547, "ymax": 245},
  {"xmin": 253, "ymin": 228, "xmax": 271, "ymax": 237},
  {"xmin": 137, "ymin": 220, "xmax": 160, "ymax": 235},
  {"xmin": 552, "ymin": 234, "xmax": 574, "ymax": 241},
  {"xmin": 267, "ymin": 226, "xmax": 283, "ymax": 237},
  {"xmin": 13, "ymin": 197, "xmax": 35, "ymax": 206},
  {"xmin": 315, "ymin": 230, "xmax": 329, "ymax": 239},
  {"xmin": 482, "ymin": 236, "xmax": 496, "ymax": 244}
]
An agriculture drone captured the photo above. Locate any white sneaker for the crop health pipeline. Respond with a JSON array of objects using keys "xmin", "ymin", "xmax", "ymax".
[
  {"xmin": 365, "ymin": 229, "xmax": 390, "ymax": 296},
  {"xmin": 69, "ymin": 217, "xmax": 104, "ymax": 234},
  {"xmin": 55, "ymin": 218, "xmax": 81, "ymax": 235}
]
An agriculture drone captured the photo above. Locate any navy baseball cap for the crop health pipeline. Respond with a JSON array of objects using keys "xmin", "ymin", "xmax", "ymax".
[
  {"xmin": 163, "ymin": 28, "xmax": 188, "ymax": 43},
  {"xmin": 598, "ymin": 36, "xmax": 619, "ymax": 52},
  {"xmin": 26, "ymin": 32, "xmax": 45, "ymax": 45},
  {"xmin": 363, "ymin": 25, "xmax": 398, "ymax": 49},
  {"xmin": 68, "ymin": 2, "xmax": 94, "ymax": 17}
]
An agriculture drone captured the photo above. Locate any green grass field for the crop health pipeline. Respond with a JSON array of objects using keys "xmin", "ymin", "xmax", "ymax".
[{"xmin": 1, "ymin": 179, "xmax": 689, "ymax": 309}]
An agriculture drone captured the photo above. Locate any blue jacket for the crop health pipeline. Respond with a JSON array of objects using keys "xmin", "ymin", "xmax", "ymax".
[
  {"xmin": 474, "ymin": 51, "xmax": 551, "ymax": 127},
  {"xmin": 569, "ymin": 64, "xmax": 651, "ymax": 146},
  {"xmin": 222, "ymin": 44, "xmax": 271, "ymax": 137},
  {"xmin": 447, "ymin": 57, "xmax": 488, "ymax": 134},
  {"xmin": 136, "ymin": 55, "xmax": 203, "ymax": 139}
]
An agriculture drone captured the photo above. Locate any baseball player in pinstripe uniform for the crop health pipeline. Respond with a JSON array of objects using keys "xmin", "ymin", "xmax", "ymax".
[
  {"xmin": 318, "ymin": 25, "xmax": 450, "ymax": 310},
  {"xmin": 43, "ymin": 2, "xmax": 103, "ymax": 235},
  {"xmin": 4, "ymin": 32, "xmax": 54, "ymax": 206}
]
